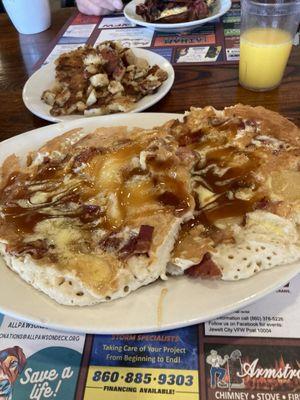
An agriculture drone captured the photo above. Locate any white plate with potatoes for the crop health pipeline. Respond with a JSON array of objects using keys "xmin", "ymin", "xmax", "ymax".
[{"xmin": 22, "ymin": 47, "xmax": 174, "ymax": 123}]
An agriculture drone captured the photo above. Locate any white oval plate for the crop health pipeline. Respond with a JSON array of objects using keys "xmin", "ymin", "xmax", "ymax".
[
  {"xmin": 124, "ymin": 0, "xmax": 232, "ymax": 32},
  {"xmin": 0, "ymin": 113, "xmax": 299, "ymax": 334},
  {"xmin": 22, "ymin": 48, "xmax": 175, "ymax": 123}
]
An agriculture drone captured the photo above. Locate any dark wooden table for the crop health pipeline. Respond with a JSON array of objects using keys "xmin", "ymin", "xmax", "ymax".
[{"xmin": 1, "ymin": 7, "xmax": 299, "ymax": 141}]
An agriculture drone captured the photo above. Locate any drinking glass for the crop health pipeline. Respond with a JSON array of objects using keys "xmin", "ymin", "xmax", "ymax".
[{"xmin": 239, "ymin": 0, "xmax": 300, "ymax": 91}]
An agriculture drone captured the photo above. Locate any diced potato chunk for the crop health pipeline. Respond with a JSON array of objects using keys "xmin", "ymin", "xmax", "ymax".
[{"xmin": 90, "ymin": 73, "xmax": 109, "ymax": 88}]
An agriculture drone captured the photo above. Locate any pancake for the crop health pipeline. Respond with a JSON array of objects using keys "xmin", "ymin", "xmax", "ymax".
[
  {"xmin": 167, "ymin": 105, "xmax": 300, "ymax": 280},
  {"xmin": 0, "ymin": 123, "xmax": 194, "ymax": 306}
]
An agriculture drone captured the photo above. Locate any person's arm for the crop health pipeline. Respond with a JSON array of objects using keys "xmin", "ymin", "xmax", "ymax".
[
  {"xmin": 76, "ymin": 0, "xmax": 123, "ymax": 15},
  {"xmin": 206, "ymin": 355, "xmax": 212, "ymax": 365},
  {"xmin": 218, "ymin": 355, "xmax": 229, "ymax": 366}
]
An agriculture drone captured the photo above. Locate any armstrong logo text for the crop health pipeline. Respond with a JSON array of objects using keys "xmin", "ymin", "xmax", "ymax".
[{"xmin": 238, "ymin": 359, "xmax": 300, "ymax": 380}]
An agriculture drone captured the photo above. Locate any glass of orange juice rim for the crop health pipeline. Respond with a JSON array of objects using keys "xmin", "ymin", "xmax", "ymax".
[{"xmin": 239, "ymin": 0, "xmax": 300, "ymax": 91}]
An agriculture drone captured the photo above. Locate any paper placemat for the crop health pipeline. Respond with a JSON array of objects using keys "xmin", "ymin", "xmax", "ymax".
[
  {"xmin": 34, "ymin": 2, "xmax": 241, "ymax": 71},
  {"xmin": 0, "ymin": 274, "xmax": 298, "ymax": 399}
]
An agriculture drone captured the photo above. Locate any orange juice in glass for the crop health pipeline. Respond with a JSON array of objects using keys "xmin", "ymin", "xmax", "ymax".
[{"xmin": 239, "ymin": 0, "xmax": 300, "ymax": 91}]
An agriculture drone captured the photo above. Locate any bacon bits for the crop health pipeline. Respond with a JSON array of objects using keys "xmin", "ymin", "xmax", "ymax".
[
  {"xmin": 158, "ymin": 191, "xmax": 189, "ymax": 215},
  {"xmin": 178, "ymin": 130, "xmax": 203, "ymax": 146},
  {"xmin": 185, "ymin": 253, "xmax": 221, "ymax": 278},
  {"xmin": 99, "ymin": 234, "xmax": 122, "ymax": 252},
  {"xmin": 79, "ymin": 205, "xmax": 103, "ymax": 223},
  {"xmin": 72, "ymin": 147, "xmax": 104, "ymax": 169},
  {"xmin": 119, "ymin": 225, "xmax": 154, "ymax": 259}
]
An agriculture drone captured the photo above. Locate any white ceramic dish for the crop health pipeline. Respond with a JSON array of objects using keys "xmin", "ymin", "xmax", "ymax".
[
  {"xmin": 22, "ymin": 48, "xmax": 175, "ymax": 123},
  {"xmin": 124, "ymin": 0, "xmax": 232, "ymax": 32},
  {"xmin": 0, "ymin": 113, "xmax": 299, "ymax": 334}
]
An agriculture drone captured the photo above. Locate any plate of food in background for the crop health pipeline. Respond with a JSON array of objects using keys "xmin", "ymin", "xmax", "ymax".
[
  {"xmin": 22, "ymin": 41, "xmax": 174, "ymax": 123},
  {"xmin": 124, "ymin": 0, "xmax": 232, "ymax": 32}
]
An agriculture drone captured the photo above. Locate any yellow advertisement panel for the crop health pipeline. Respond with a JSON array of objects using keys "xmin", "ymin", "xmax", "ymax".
[{"xmin": 84, "ymin": 366, "xmax": 199, "ymax": 400}]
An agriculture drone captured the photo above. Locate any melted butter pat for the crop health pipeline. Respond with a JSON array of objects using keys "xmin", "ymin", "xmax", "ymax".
[
  {"xmin": 34, "ymin": 218, "xmax": 118, "ymax": 294},
  {"xmin": 34, "ymin": 219, "xmax": 83, "ymax": 252},
  {"xmin": 87, "ymin": 144, "xmax": 143, "ymax": 190}
]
